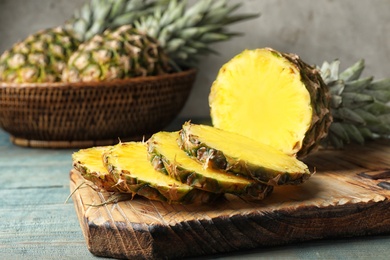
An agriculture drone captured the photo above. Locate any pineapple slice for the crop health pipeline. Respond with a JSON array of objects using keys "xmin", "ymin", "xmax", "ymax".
[
  {"xmin": 178, "ymin": 122, "xmax": 312, "ymax": 185},
  {"xmin": 72, "ymin": 146, "xmax": 125, "ymax": 193},
  {"xmin": 103, "ymin": 142, "xmax": 218, "ymax": 204},
  {"xmin": 209, "ymin": 48, "xmax": 332, "ymax": 158},
  {"xmin": 147, "ymin": 131, "xmax": 273, "ymax": 200}
]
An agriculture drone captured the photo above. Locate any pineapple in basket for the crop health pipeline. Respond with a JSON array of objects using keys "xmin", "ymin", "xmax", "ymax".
[
  {"xmin": 0, "ymin": 0, "xmax": 159, "ymax": 83},
  {"xmin": 62, "ymin": 0, "xmax": 259, "ymax": 82},
  {"xmin": 1, "ymin": 0, "xmax": 258, "ymax": 83}
]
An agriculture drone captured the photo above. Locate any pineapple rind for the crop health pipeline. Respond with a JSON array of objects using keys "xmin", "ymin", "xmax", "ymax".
[
  {"xmin": 103, "ymin": 141, "xmax": 218, "ymax": 204},
  {"xmin": 179, "ymin": 122, "xmax": 312, "ymax": 186},
  {"xmin": 72, "ymin": 146, "xmax": 128, "ymax": 193},
  {"xmin": 147, "ymin": 131, "xmax": 273, "ymax": 200},
  {"xmin": 0, "ymin": 27, "xmax": 80, "ymax": 83},
  {"xmin": 62, "ymin": 25, "xmax": 171, "ymax": 82},
  {"xmin": 0, "ymin": 0, "xmax": 160, "ymax": 83},
  {"xmin": 282, "ymin": 50, "xmax": 332, "ymax": 157}
]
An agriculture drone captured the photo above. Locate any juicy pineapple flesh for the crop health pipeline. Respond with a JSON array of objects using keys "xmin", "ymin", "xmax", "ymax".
[
  {"xmin": 210, "ymin": 49, "xmax": 313, "ymax": 156},
  {"xmin": 181, "ymin": 123, "xmax": 311, "ymax": 184},
  {"xmin": 73, "ymin": 146, "xmax": 108, "ymax": 175},
  {"xmin": 72, "ymin": 142, "xmax": 217, "ymax": 204},
  {"xmin": 149, "ymin": 131, "xmax": 271, "ymax": 196},
  {"xmin": 103, "ymin": 142, "xmax": 220, "ymax": 204},
  {"xmin": 152, "ymin": 132, "xmax": 254, "ymax": 185},
  {"xmin": 105, "ymin": 142, "xmax": 192, "ymax": 193},
  {"xmin": 72, "ymin": 146, "xmax": 127, "ymax": 193}
]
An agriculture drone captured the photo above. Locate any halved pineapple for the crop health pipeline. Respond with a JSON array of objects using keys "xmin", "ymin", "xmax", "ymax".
[
  {"xmin": 147, "ymin": 131, "xmax": 273, "ymax": 200},
  {"xmin": 178, "ymin": 122, "xmax": 312, "ymax": 185},
  {"xmin": 103, "ymin": 142, "xmax": 219, "ymax": 204},
  {"xmin": 209, "ymin": 48, "xmax": 332, "ymax": 158}
]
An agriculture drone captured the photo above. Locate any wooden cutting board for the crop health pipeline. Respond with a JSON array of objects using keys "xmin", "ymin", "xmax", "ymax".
[{"xmin": 69, "ymin": 139, "xmax": 390, "ymax": 259}]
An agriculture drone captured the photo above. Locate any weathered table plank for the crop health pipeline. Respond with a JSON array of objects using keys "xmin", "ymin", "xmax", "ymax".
[{"xmin": 0, "ymin": 128, "xmax": 111, "ymax": 259}]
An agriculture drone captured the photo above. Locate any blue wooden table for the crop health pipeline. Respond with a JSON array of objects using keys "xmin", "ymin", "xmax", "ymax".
[{"xmin": 1, "ymin": 124, "xmax": 390, "ymax": 260}]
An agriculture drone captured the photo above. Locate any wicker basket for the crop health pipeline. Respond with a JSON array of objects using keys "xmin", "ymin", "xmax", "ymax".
[{"xmin": 0, "ymin": 69, "xmax": 196, "ymax": 148}]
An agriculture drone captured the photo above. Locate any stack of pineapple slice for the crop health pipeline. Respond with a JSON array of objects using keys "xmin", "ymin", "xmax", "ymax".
[
  {"xmin": 71, "ymin": 47, "xmax": 390, "ymax": 205},
  {"xmin": 73, "ymin": 121, "xmax": 311, "ymax": 204}
]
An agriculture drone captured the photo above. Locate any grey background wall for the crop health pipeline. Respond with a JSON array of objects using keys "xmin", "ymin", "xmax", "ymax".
[{"xmin": 0, "ymin": 0, "xmax": 389, "ymax": 118}]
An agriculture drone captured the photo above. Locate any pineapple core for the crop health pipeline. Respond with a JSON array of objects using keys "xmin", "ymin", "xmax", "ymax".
[{"xmin": 209, "ymin": 49, "xmax": 312, "ymax": 156}]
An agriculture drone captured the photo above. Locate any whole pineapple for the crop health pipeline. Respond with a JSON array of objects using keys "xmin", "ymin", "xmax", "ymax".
[
  {"xmin": 61, "ymin": 0, "xmax": 259, "ymax": 82},
  {"xmin": 209, "ymin": 48, "xmax": 332, "ymax": 158},
  {"xmin": 319, "ymin": 59, "xmax": 390, "ymax": 148},
  {"xmin": 0, "ymin": 0, "xmax": 158, "ymax": 83}
]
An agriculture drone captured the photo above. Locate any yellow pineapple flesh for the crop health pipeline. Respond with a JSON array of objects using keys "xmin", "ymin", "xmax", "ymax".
[
  {"xmin": 147, "ymin": 131, "xmax": 273, "ymax": 200},
  {"xmin": 209, "ymin": 48, "xmax": 332, "ymax": 158},
  {"xmin": 179, "ymin": 122, "xmax": 312, "ymax": 185},
  {"xmin": 72, "ymin": 146, "xmax": 127, "ymax": 193},
  {"xmin": 103, "ymin": 142, "xmax": 219, "ymax": 204}
]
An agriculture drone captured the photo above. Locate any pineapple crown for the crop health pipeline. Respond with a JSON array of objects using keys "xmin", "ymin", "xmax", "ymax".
[
  {"xmin": 318, "ymin": 59, "xmax": 390, "ymax": 148},
  {"xmin": 66, "ymin": 0, "xmax": 158, "ymax": 42},
  {"xmin": 133, "ymin": 0, "xmax": 260, "ymax": 70}
]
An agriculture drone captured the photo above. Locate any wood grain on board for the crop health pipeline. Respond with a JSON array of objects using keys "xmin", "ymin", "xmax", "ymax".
[{"xmin": 70, "ymin": 139, "xmax": 390, "ymax": 259}]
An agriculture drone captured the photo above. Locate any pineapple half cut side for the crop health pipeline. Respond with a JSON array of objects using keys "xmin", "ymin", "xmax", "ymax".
[
  {"xmin": 209, "ymin": 48, "xmax": 332, "ymax": 158},
  {"xmin": 147, "ymin": 131, "xmax": 273, "ymax": 201},
  {"xmin": 179, "ymin": 122, "xmax": 312, "ymax": 185},
  {"xmin": 102, "ymin": 142, "xmax": 219, "ymax": 204}
]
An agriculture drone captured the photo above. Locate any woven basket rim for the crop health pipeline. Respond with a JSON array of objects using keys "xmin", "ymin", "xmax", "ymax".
[{"xmin": 0, "ymin": 68, "xmax": 197, "ymax": 89}]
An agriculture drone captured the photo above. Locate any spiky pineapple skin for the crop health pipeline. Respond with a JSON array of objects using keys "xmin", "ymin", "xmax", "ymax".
[
  {"xmin": 103, "ymin": 141, "xmax": 219, "ymax": 204},
  {"xmin": 147, "ymin": 131, "xmax": 273, "ymax": 200},
  {"xmin": 0, "ymin": 27, "xmax": 80, "ymax": 83},
  {"xmin": 62, "ymin": 25, "xmax": 172, "ymax": 82},
  {"xmin": 281, "ymin": 50, "xmax": 333, "ymax": 157},
  {"xmin": 72, "ymin": 146, "xmax": 127, "ymax": 193},
  {"xmin": 178, "ymin": 122, "xmax": 312, "ymax": 186},
  {"xmin": 209, "ymin": 48, "xmax": 332, "ymax": 158}
]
